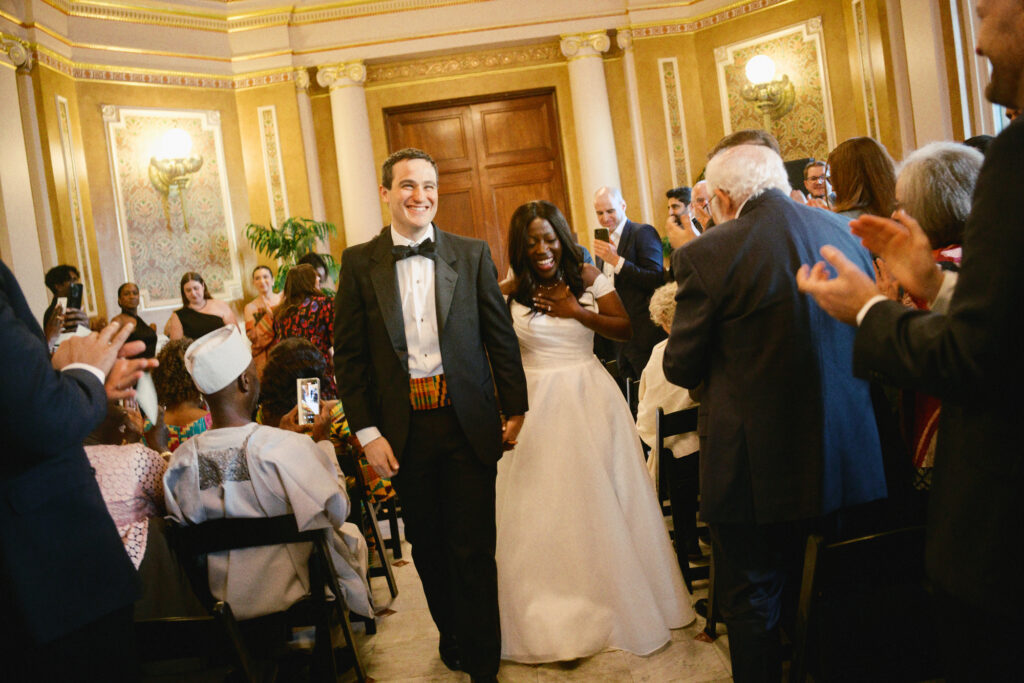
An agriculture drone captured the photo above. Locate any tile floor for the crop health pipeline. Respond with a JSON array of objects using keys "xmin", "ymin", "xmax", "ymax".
[{"xmin": 347, "ymin": 536, "xmax": 733, "ymax": 683}]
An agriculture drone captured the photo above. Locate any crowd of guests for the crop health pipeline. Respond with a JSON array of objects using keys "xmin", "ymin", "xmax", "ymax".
[{"xmin": 5, "ymin": 5, "xmax": 1023, "ymax": 680}]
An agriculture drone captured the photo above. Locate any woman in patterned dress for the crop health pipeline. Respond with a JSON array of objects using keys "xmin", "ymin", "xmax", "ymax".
[
  {"xmin": 273, "ymin": 264, "xmax": 336, "ymax": 398},
  {"xmin": 151, "ymin": 338, "xmax": 211, "ymax": 452}
]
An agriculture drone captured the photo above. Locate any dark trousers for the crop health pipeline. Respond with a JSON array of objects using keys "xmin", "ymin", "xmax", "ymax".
[
  {"xmin": 666, "ymin": 451, "xmax": 700, "ymax": 567},
  {"xmin": 708, "ymin": 520, "xmax": 813, "ymax": 683},
  {"xmin": 932, "ymin": 586, "xmax": 1024, "ymax": 682},
  {"xmin": 392, "ymin": 405, "xmax": 500, "ymax": 677}
]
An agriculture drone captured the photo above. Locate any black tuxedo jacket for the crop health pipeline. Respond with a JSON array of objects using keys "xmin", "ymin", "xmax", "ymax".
[
  {"xmin": 595, "ymin": 219, "xmax": 666, "ymax": 376},
  {"xmin": 0, "ymin": 260, "xmax": 138, "ymax": 643},
  {"xmin": 855, "ymin": 120, "xmax": 1024, "ymax": 617},
  {"xmin": 663, "ymin": 190, "xmax": 886, "ymax": 525},
  {"xmin": 334, "ymin": 227, "xmax": 527, "ymax": 466}
]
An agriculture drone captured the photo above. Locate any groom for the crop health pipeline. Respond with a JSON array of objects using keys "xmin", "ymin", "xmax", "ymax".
[{"xmin": 334, "ymin": 148, "xmax": 528, "ymax": 682}]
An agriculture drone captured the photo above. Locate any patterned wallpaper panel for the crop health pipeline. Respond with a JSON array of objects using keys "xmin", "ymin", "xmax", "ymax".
[
  {"xmin": 716, "ymin": 19, "xmax": 835, "ymax": 162},
  {"xmin": 103, "ymin": 107, "xmax": 241, "ymax": 310}
]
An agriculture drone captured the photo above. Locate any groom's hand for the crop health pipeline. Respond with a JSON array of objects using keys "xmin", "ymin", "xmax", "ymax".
[
  {"xmin": 364, "ymin": 436, "xmax": 399, "ymax": 477},
  {"xmin": 501, "ymin": 414, "xmax": 524, "ymax": 451}
]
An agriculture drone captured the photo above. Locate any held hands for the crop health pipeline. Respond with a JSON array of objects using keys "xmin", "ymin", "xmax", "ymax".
[
  {"xmin": 362, "ymin": 436, "xmax": 399, "ymax": 477},
  {"xmin": 52, "ymin": 319, "xmax": 159, "ymax": 400},
  {"xmin": 591, "ymin": 239, "xmax": 620, "ymax": 266},
  {"xmin": 533, "ymin": 283, "xmax": 582, "ymax": 319},
  {"xmin": 502, "ymin": 414, "xmax": 525, "ymax": 451},
  {"xmin": 850, "ymin": 211, "xmax": 945, "ymax": 303},
  {"xmin": 144, "ymin": 405, "xmax": 171, "ymax": 453},
  {"xmin": 796, "ymin": 245, "xmax": 880, "ymax": 325}
]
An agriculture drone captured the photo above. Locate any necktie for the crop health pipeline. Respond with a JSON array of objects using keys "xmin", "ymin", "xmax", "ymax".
[{"xmin": 392, "ymin": 240, "xmax": 436, "ymax": 261}]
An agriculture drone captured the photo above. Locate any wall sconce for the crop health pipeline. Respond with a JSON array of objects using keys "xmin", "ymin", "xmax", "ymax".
[
  {"xmin": 149, "ymin": 128, "xmax": 203, "ymax": 232},
  {"xmin": 740, "ymin": 55, "xmax": 795, "ymax": 126}
]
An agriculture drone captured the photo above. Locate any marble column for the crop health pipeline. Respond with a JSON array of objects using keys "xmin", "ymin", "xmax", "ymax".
[
  {"xmin": 561, "ymin": 31, "xmax": 621, "ymax": 235},
  {"xmin": 616, "ymin": 29, "xmax": 654, "ymax": 226},
  {"xmin": 316, "ymin": 61, "xmax": 383, "ymax": 248},
  {"xmin": 294, "ymin": 68, "xmax": 327, "ymax": 224},
  {"xmin": 0, "ymin": 37, "xmax": 48, "ymax": 317}
]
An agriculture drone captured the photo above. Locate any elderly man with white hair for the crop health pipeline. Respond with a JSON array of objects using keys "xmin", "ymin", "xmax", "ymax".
[{"xmin": 663, "ymin": 142, "xmax": 886, "ymax": 683}]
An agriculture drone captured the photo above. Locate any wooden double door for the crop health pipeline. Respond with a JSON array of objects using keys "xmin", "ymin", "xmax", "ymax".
[{"xmin": 385, "ymin": 90, "xmax": 570, "ymax": 274}]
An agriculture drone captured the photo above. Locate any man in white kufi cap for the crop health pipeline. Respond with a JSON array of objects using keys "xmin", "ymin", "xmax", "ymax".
[{"xmin": 163, "ymin": 326, "xmax": 371, "ymax": 619}]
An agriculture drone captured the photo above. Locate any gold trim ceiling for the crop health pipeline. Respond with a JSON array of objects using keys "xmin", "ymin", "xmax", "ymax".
[{"xmin": 8, "ymin": 0, "xmax": 791, "ymax": 88}]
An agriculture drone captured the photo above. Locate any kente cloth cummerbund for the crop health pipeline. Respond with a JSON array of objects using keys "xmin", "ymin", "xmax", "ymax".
[{"xmin": 409, "ymin": 373, "xmax": 452, "ymax": 411}]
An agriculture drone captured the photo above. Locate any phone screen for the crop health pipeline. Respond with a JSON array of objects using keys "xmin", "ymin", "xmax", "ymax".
[
  {"xmin": 594, "ymin": 227, "xmax": 610, "ymax": 243},
  {"xmin": 67, "ymin": 282, "xmax": 83, "ymax": 310},
  {"xmin": 297, "ymin": 378, "xmax": 320, "ymax": 425}
]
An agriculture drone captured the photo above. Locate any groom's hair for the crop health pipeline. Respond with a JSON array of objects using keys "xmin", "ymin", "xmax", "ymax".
[{"xmin": 381, "ymin": 148, "xmax": 438, "ymax": 189}]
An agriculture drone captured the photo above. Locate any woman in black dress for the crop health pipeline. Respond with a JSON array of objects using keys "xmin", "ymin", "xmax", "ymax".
[
  {"xmin": 111, "ymin": 282, "xmax": 157, "ymax": 358},
  {"xmin": 164, "ymin": 271, "xmax": 236, "ymax": 340}
]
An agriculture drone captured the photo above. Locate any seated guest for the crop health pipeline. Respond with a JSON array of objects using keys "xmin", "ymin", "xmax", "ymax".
[
  {"xmin": 828, "ymin": 136, "xmax": 897, "ymax": 220},
  {"xmin": 636, "ymin": 282, "xmax": 700, "ymax": 563},
  {"xmin": 42, "ymin": 264, "xmax": 90, "ymax": 346},
  {"xmin": 165, "ymin": 271, "xmax": 236, "ymax": 340},
  {"xmin": 274, "ymin": 264, "xmax": 336, "ymax": 398},
  {"xmin": 164, "ymin": 327, "xmax": 372, "ymax": 619},
  {"xmin": 243, "ymin": 265, "xmax": 281, "ymax": 376},
  {"xmin": 258, "ymin": 338, "xmax": 397, "ymax": 526},
  {"xmin": 111, "ymin": 282, "xmax": 157, "ymax": 358},
  {"xmin": 152, "ymin": 338, "xmax": 210, "ymax": 452}
]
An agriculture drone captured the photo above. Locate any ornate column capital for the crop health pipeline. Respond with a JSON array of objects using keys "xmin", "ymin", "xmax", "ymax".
[
  {"xmin": 560, "ymin": 31, "xmax": 611, "ymax": 60},
  {"xmin": 615, "ymin": 29, "xmax": 633, "ymax": 51},
  {"xmin": 293, "ymin": 67, "xmax": 311, "ymax": 91},
  {"xmin": 2, "ymin": 35, "xmax": 33, "ymax": 72},
  {"xmin": 316, "ymin": 60, "xmax": 367, "ymax": 90}
]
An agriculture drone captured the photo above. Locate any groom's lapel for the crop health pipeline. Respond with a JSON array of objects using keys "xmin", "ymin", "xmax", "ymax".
[
  {"xmin": 433, "ymin": 227, "xmax": 458, "ymax": 333},
  {"xmin": 368, "ymin": 231, "xmax": 409, "ymax": 370}
]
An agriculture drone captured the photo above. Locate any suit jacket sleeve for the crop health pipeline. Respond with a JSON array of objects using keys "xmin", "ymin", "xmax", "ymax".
[
  {"xmin": 0, "ymin": 263, "xmax": 107, "ymax": 464},
  {"xmin": 475, "ymin": 243, "xmax": 528, "ymax": 416},
  {"xmin": 662, "ymin": 245, "xmax": 715, "ymax": 390},
  {"xmin": 333, "ymin": 248, "xmax": 375, "ymax": 434},
  {"xmin": 854, "ymin": 121, "xmax": 1024, "ymax": 402},
  {"xmin": 615, "ymin": 223, "xmax": 665, "ymax": 293}
]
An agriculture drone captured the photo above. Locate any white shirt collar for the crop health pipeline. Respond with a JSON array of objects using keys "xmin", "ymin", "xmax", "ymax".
[
  {"xmin": 610, "ymin": 215, "xmax": 627, "ymax": 243},
  {"xmin": 391, "ymin": 223, "xmax": 435, "ymax": 248}
]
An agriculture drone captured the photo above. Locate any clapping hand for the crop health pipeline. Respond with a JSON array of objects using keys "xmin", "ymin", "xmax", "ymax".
[
  {"xmin": 796, "ymin": 245, "xmax": 880, "ymax": 325},
  {"xmin": 850, "ymin": 210, "xmax": 945, "ymax": 303}
]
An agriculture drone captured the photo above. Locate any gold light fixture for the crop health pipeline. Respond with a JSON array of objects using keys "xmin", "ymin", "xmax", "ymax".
[
  {"xmin": 740, "ymin": 55, "xmax": 795, "ymax": 127},
  {"xmin": 149, "ymin": 128, "xmax": 203, "ymax": 232}
]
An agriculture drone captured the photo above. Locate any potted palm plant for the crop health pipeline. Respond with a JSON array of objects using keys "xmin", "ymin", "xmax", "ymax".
[{"xmin": 244, "ymin": 216, "xmax": 339, "ymax": 294}]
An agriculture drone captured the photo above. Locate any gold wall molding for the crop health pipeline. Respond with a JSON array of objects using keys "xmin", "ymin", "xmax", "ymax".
[
  {"xmin": 627, "ymin": 0, "xmax": 793, "ymax": 39},
  {"xmin": 55, "ymin": 93, "xmax": 98, "ymax": 315},
  {"xmin": 365, "ymin": 42, "xmax": 563, "ymax": 85},
  {"xmin": 1, "ymin": 33, "xmax": 32, "ymax": 71}
]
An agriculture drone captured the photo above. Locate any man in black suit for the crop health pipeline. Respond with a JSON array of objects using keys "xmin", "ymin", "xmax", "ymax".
[
  {"xmin": 796, "ymin": 3, "xmax": 1024, "ymax": 677},
  {"xmin": 334, "ymin": 148, "xmax": 527, "ymax": 683},
  {"xmin": 591, "ymin": 186, "xmax": 665, "ymax": 379},
  {"xmin": 663, "ymin": 143, "xmax": 886, "ymax": 682},
  {"xmin": 0, "ymin": 259, "xmax": 155, "ymax": 680}
]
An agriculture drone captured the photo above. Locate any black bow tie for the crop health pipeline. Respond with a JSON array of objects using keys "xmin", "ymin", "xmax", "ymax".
[{"xmin": 392, "ymin": 240, "xmax": 436, "ymax": 261}]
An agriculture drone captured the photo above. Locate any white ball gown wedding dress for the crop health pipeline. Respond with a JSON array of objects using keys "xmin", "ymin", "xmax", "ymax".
[{"xmin": 496, "ymin": 273, "xmax": 695, "ymax": 663}]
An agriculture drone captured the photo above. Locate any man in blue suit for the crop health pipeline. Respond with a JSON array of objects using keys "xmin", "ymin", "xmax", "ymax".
[
  {"xmin": 663, "ymin": 143, "xmax": 886, "ymax": 682},
  {"xmin": 0, "ymin": 259, "xmax": 155, "ymax": 680},
  {"xmin": 591, "ymin": 186, "xmax": 666, "ymax": 379}
]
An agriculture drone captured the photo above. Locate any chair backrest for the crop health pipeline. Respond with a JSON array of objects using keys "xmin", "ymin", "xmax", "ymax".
[{"xmin": 792, "ymin": 525, "xmax": 939, "ymax": 682}]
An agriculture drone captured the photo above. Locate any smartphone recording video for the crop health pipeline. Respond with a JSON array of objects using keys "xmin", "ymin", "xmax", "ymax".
[
  {"xmin": 297, "ymin": 377, "xmax": 320, "ymax": 426},
  {"xmin": 594, "ymin": 227, "xmax": 610, "ymax": 243},
  {"xmin": 67, "ymin": 282, "xmax": 83, "ymax": 311}
]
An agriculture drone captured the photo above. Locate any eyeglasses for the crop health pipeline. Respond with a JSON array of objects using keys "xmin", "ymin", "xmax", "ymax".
[{"xmin": 806, "ymin": 175, "xmax": 830, "ymax": 184}]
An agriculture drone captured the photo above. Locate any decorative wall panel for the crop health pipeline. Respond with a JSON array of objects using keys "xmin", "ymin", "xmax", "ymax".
[
  {"xmin": 714, "ymin": 18, "xmax": 836, "ymax": 162},
  {"xmin": 658, "ymin": 57, "xmax": 692, "ymax": 187},
  {"xmin": 853, "ymin": 0, "xmax": 880, "ymax": 139},
  {"xmin": 257, "ymin": 105, "xmax": 289, "ymax": 226},
  {"xmin": 55, "ymin": 94, "xmax": 98, "ymax": 314},
  {"xmin": 103, "ymin": 106, "xmax": 241, "ymax": 311}
]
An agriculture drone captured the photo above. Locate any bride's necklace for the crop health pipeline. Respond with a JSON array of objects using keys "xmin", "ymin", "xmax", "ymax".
[{"xmin": 533, "ymin": 277, "xmax": 564, "ymax": 295}]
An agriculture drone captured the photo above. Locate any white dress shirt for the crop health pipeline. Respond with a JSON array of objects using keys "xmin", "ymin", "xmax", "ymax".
[
  {"xmin": 603, "ymin": 215, "xmax": 628, "ymax": 279},
  {"xmin": 356, "ymin": 224, "xmax": 445, "ymax": 448}
]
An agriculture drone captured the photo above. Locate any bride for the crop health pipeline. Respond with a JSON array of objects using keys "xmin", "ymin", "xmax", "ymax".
[{"xmin": 496, "ymin": 200, "xmax": 694, "ymax": 663}]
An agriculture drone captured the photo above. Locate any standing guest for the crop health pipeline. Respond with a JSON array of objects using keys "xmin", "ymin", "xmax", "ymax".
[
  {"xmin": 663, "ymin": 143, "xmax": 886, "ymax": 683},
  {"xmin": 591, "ymin": 186, "xmax": 664, "ymax": 379},
  {"xmin": 1, "ymin": 259, "xmax": 156, "ymax": 681},
  {"xmin": 334, "ymin": 148, "xmax": 527, "ymax": 683},
  {"xmin": 275, "ymin": 263, "xmax": 336, "ymax": 398},
  {"xmin": 112, "ymin": 282, "xmax": 157, "ymax": 358},
  {"xmin": 828, "ymin": 137, "xmax": 897, "ymax": 220},
  {"xmin": 665, "ymin": 186, "xmax": 700, "ymax": 252},
  {"xmin": 298, "ymin": 252, "xmax": 329, "ymax": 289},
  {"xmin": 637, "ymin": 282, "xmax": 700, "ymax": 563},
  {"xmin": 165, "ymin": 271, "xmax": 236, "ymax": 340},
  {"xmin": 243, "ymin": 265, "xmax": 281, "ymax": 376},
  {"xmin": 42, "ymin": 264, "xmax": 90, "ymax": 345},
  {"xmin": 800, "ymin": 159, "xmax": 834, "ymax": 209},
  {"xmin": 496, "ymin": 200, "xmax": 692, "ymax": 663},
  {"xmin": 152, "ymin": 338, "xmax": 210, "ymax": 452},
  {"xmin": 691, "ymin": 180, "xmax": 713, "ymax": 233},
  {"xmin": 796, "ymin": 5, "xmax": 1024, "ymax": 675}
]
